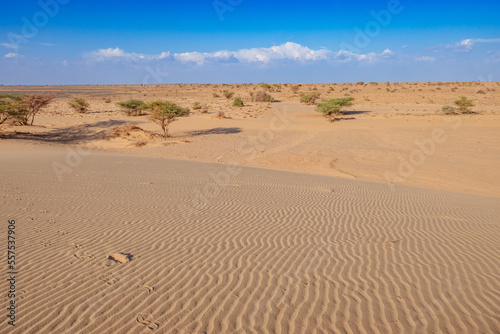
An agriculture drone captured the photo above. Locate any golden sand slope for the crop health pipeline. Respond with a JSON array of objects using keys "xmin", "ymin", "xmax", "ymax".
[{"xmin": 1, "ymin": 146, "xmax": 499, "ymax": 333}]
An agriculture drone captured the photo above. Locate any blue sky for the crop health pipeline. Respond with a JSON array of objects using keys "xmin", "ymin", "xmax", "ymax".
[{"xmin": 1, "ymin": 0, "xmax": 499, "ymax": 84}]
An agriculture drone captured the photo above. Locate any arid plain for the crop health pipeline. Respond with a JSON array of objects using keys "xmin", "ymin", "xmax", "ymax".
[{"xmin": 1, "ymin": 82, "xmax": 499, "ymax": 333}]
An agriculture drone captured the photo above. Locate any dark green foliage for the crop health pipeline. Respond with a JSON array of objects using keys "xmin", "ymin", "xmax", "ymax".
[
  {"xmin": 316, "ymin": 97, "xmax": 355, "ymax": 122},
  {"xmin": 233, "ymin": 97, "xmax": 244, "ymax": 107},
  {"xmin": 117, "ymin": 99, "xmax": 146, "ymax": 116}
]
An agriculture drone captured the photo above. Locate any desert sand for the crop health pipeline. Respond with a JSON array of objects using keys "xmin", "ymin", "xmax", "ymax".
[{"xmin": 1, "ymin": 82, "xmax": 499, "ymax": 333}]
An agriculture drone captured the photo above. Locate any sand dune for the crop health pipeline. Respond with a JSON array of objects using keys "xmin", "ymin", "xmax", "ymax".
[{"xmin": 1, "ymin": 146, "xmax": 499, "ymax": 333}]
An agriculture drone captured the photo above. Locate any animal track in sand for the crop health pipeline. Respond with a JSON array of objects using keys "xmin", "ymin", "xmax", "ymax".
[
  {"xmin": 74, "ymin": 251, "xmax": 94, "ymax": 260},
  {"xmin": 141, "ymin": 285, "xmax": 157, "ymax": 295},
  {"xmin": 99, "ymin": 273, "xmax": 119, "ymax": 285},
  {"xmin": 108, "ymin": 252, "xmax": 133, "ymax": 263},
  {"xmin": 136, "ymin": 313, "xmax": 160, "ymax": 330}
]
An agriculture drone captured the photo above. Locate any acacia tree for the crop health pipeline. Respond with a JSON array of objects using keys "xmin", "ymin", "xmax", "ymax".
[
  {"xmin": 21, "ymin": 93, "xmax": 57, "ymax": 125},
  {"xmin": 143, "ymin": 101, "xmax": 190, "ymax": 137},
  {"xmin": 316, "ymin": 97, "xmax": 355, "ymax": 122},
  {"xmin": 116, "ymin": 99, "xmax": 145, "ymax": 116}
]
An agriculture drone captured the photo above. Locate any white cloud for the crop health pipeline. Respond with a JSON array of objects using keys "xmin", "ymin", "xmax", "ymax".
[
  {"xmin": 415, "ymin": 56, "xmax": 436, "ymax": 62},
  {"xmin": 86, "ymin": 42, "xmax": 397, "ymax": 66},
  {"xmin": 172, "ymin": 42, "xmax": 330, "ymax": 65},
  {"xmin": 1, "ymin": 43, "xmax": 18, "ymax": 49},
  {"xmin": 334, "ymin": 48, "xmax": 394, "ymax": 63},
  {"xmin": 4, "ymin": 53, "xmax": 20, "ymax": 58},
  {"xmin": 433, "ymin": 38, "xmax": 500, "ymax": 53}
]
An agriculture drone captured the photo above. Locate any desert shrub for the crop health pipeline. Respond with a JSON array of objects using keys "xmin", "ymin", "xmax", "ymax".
[
  {"xmin": 441, "ymin": 106, "xmax": 458, "ymax": 115},
  {"xmin": 212, "ymin": 92, "xmax": 220, "ymax": 98},
  {"xmin": 259, "ymin": 82, "xmax": 272, "ymax": 91},
  {"xmin": 316, "ymin": 97, "xmax": 355, "ymax": 122},
  {"xmin": 69, "ymin": 98, "xmax": 89, "ymax": 113},
  {"xmin": 454, "ymin": 96, "xmax": 474, "ymax": 114},
  {"xmin": 223, "ymin": 91, "xmax": 235, "ymax": 99},
  {"xmin": 217, "ymin": 111, "xmax": 226, "ymax": 118},
  {"xmin": 192, "ymin": 101, "xmax": 202, "ymax": 110},
  {"xmin": 143, "ymin": 100, "xmax": 189, "ymax": 137},
  {"xmin": 0, "ymin": 94, "xmax": 26, "ymax": 125},
  {"xmin": 233, "ymin": 97, "xmax": 244, "ymax": 107},
  {"xmin": 117, "ymin": 99, "xmax": 145, "ymax": 116},
  {"xmin": 290, "ymin": 85, "xmax": 301, "ymax": 94},
  {"xmin": 253, "ymin": 91, "xmax": 274, "ymax": 102},
  {"xmin": 300, "ymin": 92, "xmax": 320, "ymax": 105},
  {"xmin": 0, "ymin": 93, "xmax": 56, "ymax": 125},
  {"xmin": 103, "ymin": 97, "xmax": 112, "ymax": 103}
]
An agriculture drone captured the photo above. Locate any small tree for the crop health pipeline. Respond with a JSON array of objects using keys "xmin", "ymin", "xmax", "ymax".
[
  {"xmin": 454, "ymin": 96, "xmax": 474, "ymax": 114},
  {"xmin": 300, "ymin": 92, "xmax": 320, "ymax": 105},
  {"xmin": 233, "ymin": 97, "xmax": 244, "ymax": 107},
  {"xmin": 144, "ymin": 100, "xmax": 189, "ymax": 137},
  {"xmin": 21, "ymin": 93, "xmax": 57, "ymax": 125},
  {"xmin": 117, "ymin": 99, "xmax": 145, "ymax": 116},
  {"xmin": 316, "ymin": 97, "xmax": 354, "ymax": 122},
  {"xmin": 69, "ymin": 98, "xmax": 89, "ymax": 113}
]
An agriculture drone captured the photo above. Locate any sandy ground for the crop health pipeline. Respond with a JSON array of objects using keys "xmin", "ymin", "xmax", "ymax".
[{"xmin": 1, "ymin": 82, "xmax": 500, "ymax": 333}]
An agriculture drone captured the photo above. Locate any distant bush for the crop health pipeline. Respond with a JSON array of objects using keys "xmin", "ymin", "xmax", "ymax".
[
  {"xmin": 143, "ymin": 100, "xmax": 189, "ymax": 137},
  {"xmin": 440, "ymin": 105, "xmax": 458, "ymax": 115},
  {"xmin": 233, "ymin": 97, "xmax": 244, "ymax": 107},
  {"xmin": 253, "ymin": 91, "xmax": 274, "ymax": 102},
  {"xmin": 223, "ymin": 91, "xmax": 235, "ymax": 99},
  {"xmin": 454, "ymin": 96, "xmax": 474, "ymax": 114},
  {"xmin": 300, "ymin": 92, "xmax": 320, "ymax": 105},
  {"xmin": 117, "ymin": 99, "xmax": 145, "ymax": 116},
  {"xmin": 192, "ymin": 101, "xmax": 202, "ymax": 110},
  {"xmin": 69, "ymin": 98, "xmax": 89, "ymax": 113},
  {"xmin": 103, "ymin": 96, "xmax": 112, "ymax": 103},
  {"xmin": 290, "ymin": 85, "xmax": 301, "ymax": 94},
  {"xmin": 259, "ymin": 82, "xmax": 272, "ymax": 91},
  {"xmin": 316, "ymin": 97, "xmax": 354, "ymax": 122},
  {"xmin": 212, "ymin": 93, "xmax": 220, "ymax": 98}
]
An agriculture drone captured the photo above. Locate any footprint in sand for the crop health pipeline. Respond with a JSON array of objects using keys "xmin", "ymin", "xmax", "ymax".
[
  {"xmin": 136, "ymin": 313, "xmax": 160, "ymax": 330},
  {"xmin": 99, "ymin": 273, "xmax": 119, "ymax": 285},
  {"xmin": 40, "ymin": 240, "xmax": 52, "ymax": 247},
  {"xmin": 74, "ymin": 251, "xmax": 94, "ymax": 260},
  {"xmin": 142, "ymin": 285, "xmax": 157, "ymax": 295}
]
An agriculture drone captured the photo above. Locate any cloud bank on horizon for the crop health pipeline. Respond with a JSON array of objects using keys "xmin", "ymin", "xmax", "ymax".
[{"xmin": 86, "ymin": 42, "xmax": 395, "ymax": 65}]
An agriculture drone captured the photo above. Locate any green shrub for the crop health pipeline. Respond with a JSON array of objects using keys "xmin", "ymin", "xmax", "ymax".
[
  {"xmin": 454, "ymin": 96, "xmax": 474, "ymax": 114},
  {"xmin": 223, "ymin": 91, "xmax": 235, "ymax": 99},
  {"xmin": 316, "ymin": 97, "xmax": 355, "ymax": 122},
  {"xmin": 0, "ymin": 94, "xmax": 26, "ymax": 125},
  {"xmin": 69, "ymin": 98, "xmax": 89, "ymax": 113},
  {"xmin": 143, "ymin": 100, "xmax": 189, "ymax": 137},
  {"xmin": 233, "ymin": 97, "xmax": 244, "ymax": 107},
  {"xmin": 259, "ymin": 82, "xmax": 272, "ymax": 91},
  {"xmin": 117, "ymin": 99, "xmax": 145, "ymax": 116},
  {"xmin": 441, "ymin": 105, "xmax": 458, "ymax": 115},
  {"xmin": 253, "ymin": 91, "xmax": 274, "ymax": 102},
  {"xmin": 300, "ymin": 92, "xmax": 320, "ymax": 105},
  {"xmin": 192, "ymin": 101, "xmax": 202, "ymax": 110}
]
